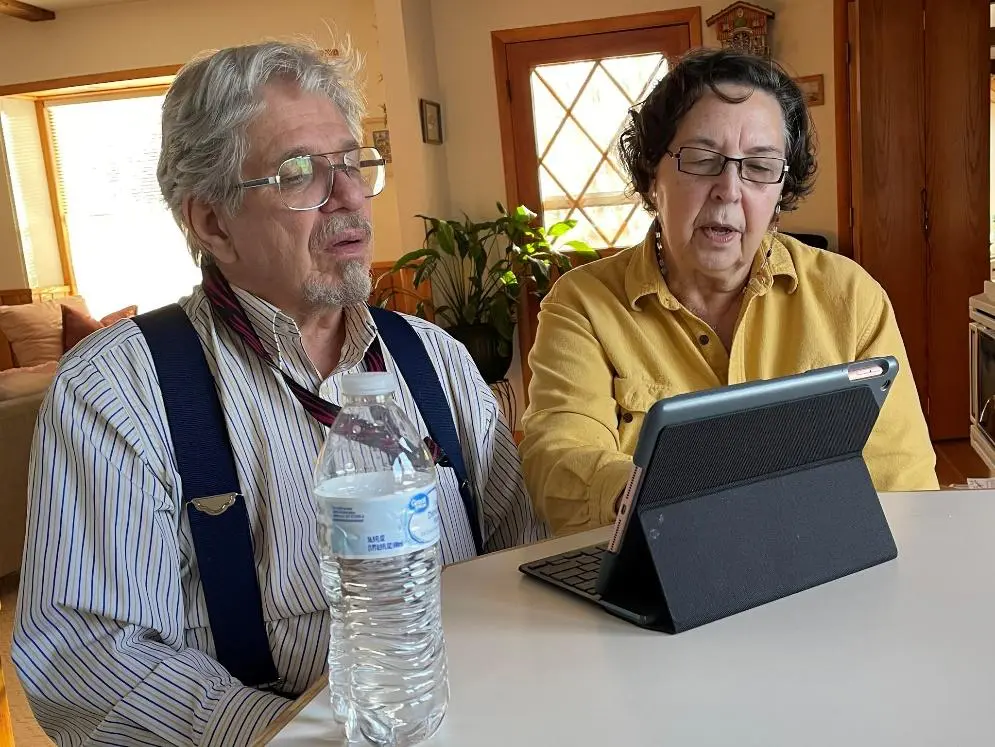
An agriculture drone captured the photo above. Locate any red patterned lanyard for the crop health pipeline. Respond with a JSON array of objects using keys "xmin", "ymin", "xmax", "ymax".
[{"xmin": 201, "ymin": 263, "xmax": 442, "ymax": 461}]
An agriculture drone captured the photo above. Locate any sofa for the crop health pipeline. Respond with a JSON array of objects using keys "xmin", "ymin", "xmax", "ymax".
[
  {"xmin": 0, "ymin": 294, "xmax": 135, "ymax": 579},
  {"xmin": 0, "ymin": 390, "xmax": 43, "ymax": 578}
]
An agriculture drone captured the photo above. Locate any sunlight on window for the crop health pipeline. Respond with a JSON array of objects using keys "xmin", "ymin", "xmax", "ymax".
[
  {"xmin": 1, "ymin": 102, "xmax": 60, "ymax": 288},
  {"xmin": 47, "ymin": 94, "xmax": 199, "ymax": 318},
  {"xmin": 530, "ymin": 53, "xmax": 668, "ymax": 249}
]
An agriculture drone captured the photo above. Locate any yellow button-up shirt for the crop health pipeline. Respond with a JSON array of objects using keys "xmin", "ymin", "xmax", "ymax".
[{"xmin": 521, "ymin": 232, "xmax": 938, "ymax": 535}]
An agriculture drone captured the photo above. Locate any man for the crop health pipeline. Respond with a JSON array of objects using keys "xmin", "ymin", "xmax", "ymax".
[{"xmin": 13, "ymin": 39, "xmax": 546, "ymax": 746}]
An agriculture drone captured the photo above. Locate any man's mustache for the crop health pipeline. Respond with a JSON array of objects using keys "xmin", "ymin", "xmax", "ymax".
[{"xmin": 310, "ymin": 213, "xmax": 373, "ymax": 251}]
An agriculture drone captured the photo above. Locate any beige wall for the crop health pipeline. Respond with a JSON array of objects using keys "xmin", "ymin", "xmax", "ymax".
[
  {"xmin": 0, "ymin": 0, "xmax": 407, "ymax": 285},
  {"xmin": 767, "ymin": 0, "xmax": 838, "ymax": 247},
  {"xmin": 374, "ymin": 0, "xmax": 451, "ymax": 257}
]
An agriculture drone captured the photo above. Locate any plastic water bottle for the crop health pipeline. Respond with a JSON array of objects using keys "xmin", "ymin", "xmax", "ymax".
[{"xmin": 314, "ymin": 372, "xmax": 449, "ymax": 746}]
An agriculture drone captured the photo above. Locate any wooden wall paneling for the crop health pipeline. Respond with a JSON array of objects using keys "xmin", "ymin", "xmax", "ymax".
[
  {"xmin": 923, "ymin": 0, "xmax": 989, "ymax": 440},
  {"xmin": 855, "ymin": 0, "xmax": 929, "ymax": 415},
  {"xmin": 369, "ymin": 262, "xmax": 434, "ymax": 321}
]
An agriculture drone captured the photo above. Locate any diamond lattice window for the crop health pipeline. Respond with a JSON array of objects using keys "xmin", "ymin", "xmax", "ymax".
[{"xmin": 530, "ymin": 53, "xmax": 668, "ymax": 250}]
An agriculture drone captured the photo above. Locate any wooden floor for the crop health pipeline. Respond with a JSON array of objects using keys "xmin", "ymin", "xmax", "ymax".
[
  {"xmin": 0, "ymin": 574, "xmax": 50, "ymax": 746},
  {"xmin": 934, "ymin": 438, "xmax": 992, "ymax": 487},
  {"xmin": 0, "ymin": 438, "xmax": 990, "ymax": 746}
]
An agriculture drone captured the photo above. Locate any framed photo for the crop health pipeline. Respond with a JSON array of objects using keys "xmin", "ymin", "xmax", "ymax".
[
  {"xmin": 795, "ymin": 74, "xmax": 825, "ymax": 107},
  {"xmin": 419, "ymin": 98, "xmax": 443, "ymax": 144},
  {"xmin": 362, "ymin": 117, "xmax": 392, "ymax": 175}
]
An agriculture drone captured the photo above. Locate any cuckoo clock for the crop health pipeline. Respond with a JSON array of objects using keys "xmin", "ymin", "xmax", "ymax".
[{"xmin": 706, "ymin": 2, "xmax": 775, "ymax": 58}]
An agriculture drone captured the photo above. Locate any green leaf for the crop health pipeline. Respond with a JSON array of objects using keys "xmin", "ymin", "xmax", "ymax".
[
  {"xmin": 413, "ymin": 255, "xmax": 436, "ymax": 287},
  {"xmin": 391, "ymin": 247, "xmax": 434, "ymax": 272},
  {"xmin": 513, "ymin": 204, "xmax": 536, "ymax": 221},
  {"xmin": 529, "ymin": 257, "xmax": 549, "ymax": 285},
  {"xmin": 435, "ymin": 220, "xmax": 457, "ymax": 256},
  {"xmin": 489, "ymin": 295, "xmax": 515, "ymax": 340},
  {"xmin": 565, "ymin": 240, "xmax": 599, "ymax": 259},
  {"xmin": 547, "ymin": 221, "xmax": 573, "ymax": 238}
]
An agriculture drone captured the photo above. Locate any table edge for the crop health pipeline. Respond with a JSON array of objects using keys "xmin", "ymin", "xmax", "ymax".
[{"xmin": 254, "ymin": 677, "xmax": 327, "ymax": 746}]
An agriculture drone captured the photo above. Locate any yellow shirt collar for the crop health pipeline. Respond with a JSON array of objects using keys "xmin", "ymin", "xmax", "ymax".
[{"xmin": 624, "ymin": 227, "xmax": 800, "ymax": 310}]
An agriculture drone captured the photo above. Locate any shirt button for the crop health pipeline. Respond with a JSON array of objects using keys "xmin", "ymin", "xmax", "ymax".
[
  {"xmin": 622, "ymin": 412, "xmax": 634, "ymax": 423},
  {"xmin": 698, "ymin": 334, "xmax": 710, "ymax": 345}
]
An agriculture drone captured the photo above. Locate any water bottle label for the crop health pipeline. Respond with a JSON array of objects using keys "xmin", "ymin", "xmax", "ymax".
[{"xmin": 328, "ymin": 485, "xmax": 440, "ymax": 559}]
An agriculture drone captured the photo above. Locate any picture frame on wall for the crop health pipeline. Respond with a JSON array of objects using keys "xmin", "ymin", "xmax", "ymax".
[
  {"xmin": 362, "ymin": 117, "xmax": 392, "ymax": 175},
  {"xmin": 419, "ymin": 98, "xmax": 443, "ymax": 144},
  {"xmin": 795, "ymin": 74, "xmax": 825, "ymax": 107}
]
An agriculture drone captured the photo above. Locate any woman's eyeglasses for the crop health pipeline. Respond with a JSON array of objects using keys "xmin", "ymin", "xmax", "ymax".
[{"xmin": 666, "ymin": 146, "xmax": 788, "ymax": 185}]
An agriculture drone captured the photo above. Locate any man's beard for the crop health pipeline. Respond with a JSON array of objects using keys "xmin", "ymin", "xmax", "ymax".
[{"xmin": 302, "ymin": 213, "xmax": 373, "ymax": 308}]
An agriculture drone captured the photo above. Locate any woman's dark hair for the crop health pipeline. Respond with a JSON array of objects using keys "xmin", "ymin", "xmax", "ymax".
[{"xmin": 618, "ymin": 47, "xmax": 817, "ymax": 213}]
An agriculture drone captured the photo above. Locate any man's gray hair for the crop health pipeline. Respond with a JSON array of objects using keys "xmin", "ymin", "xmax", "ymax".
[{"xmin": 157, "ymin": 39, "xmax": 366, "ymax": 266}]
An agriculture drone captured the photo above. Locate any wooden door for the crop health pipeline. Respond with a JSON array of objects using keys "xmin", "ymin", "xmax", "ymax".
[
  {"xmin": 923, "ymin": 0, "xmax": 989, "ymax": 439},
  {"xmin": 846, "ymin": 0, "xmax": 862, "ymax": 264},
  {"xmin": 853, "ymin": 0, "xmax": 930, "ymax": 416},
  {"xmin": 492, "ymin": 10, "xmax": 701, "ymax": 395}
]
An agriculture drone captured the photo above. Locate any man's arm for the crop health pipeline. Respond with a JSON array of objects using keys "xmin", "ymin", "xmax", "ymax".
[
  {"xmin": 12, "ymin": 355, "xmax": 290, "ymax": 746},
  {"xmin": 477, "ymin": 400, "xmax": 551, "ymax": 552},
  {"xmin": 424, "ymin": 329, "xmax": 549, "ymax": 552}
]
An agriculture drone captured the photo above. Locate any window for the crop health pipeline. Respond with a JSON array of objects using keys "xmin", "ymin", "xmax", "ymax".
[
  {"xmin": 494, "ymin": 10, "xmax": 700, "ymax": 394},
  {"xmin": 529, "ymin": 53, "xmax": 669, "ymax": 249},
  {"xmin": 45, "ymin": 91, "xmax": 199, "ymax": 317}
]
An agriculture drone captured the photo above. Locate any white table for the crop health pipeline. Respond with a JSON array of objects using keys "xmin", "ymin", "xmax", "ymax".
[{"xmin": 264, "ymin": 490, "xmax": 995, "ymax": 745}]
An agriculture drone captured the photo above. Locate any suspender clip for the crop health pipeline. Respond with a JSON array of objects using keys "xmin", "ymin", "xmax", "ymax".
[{"xmin": 191, "ymin": 492, "xmax": 240, "ymax": 516}]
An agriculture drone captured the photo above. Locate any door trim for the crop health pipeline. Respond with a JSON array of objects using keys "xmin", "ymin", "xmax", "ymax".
[
  {"xmin": 492, "ymin": 9, "xmax": 703, "ymax": 212},
  {"xmin": 834, "ymin": 0, "xmax": 854, "ymax": 259}
]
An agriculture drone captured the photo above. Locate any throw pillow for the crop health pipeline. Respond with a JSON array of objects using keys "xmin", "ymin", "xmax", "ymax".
[
  {"xmin": 0, "ymin": 297, "xmax": 90, "ymax": 367},
  {"xmin": 62, "ymin": 304, "xmax": 139, "ymax": 353}
]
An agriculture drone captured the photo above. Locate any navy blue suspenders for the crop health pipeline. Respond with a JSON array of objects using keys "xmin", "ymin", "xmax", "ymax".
[{"xmin": 135, "ymin": 304, "xmax": 480, "ymax": 688}]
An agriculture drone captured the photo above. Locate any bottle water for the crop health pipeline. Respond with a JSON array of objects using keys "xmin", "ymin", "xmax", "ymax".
[{"xmin": 314, "ymin": 372, "xmax": 449, "ymax": 746}]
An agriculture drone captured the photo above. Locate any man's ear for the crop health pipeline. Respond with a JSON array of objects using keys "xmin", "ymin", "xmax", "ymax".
[{"xmin": 185, "ymin": 196, "xmax": 237, "ymax": 264}]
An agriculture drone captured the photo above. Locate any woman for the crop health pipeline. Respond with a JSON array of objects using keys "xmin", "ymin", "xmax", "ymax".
[{"xmin": 520, "ymin": 48, "xmax": 938, "ymax": 536}]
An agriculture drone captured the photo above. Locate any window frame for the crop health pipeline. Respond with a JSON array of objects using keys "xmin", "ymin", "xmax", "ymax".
[{"xmin": 0, "ymin": 66, "xmax": 180, "ymax": 295}]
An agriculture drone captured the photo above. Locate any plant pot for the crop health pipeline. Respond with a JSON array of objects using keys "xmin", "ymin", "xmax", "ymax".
[{"xmin": 445, "ymin": 323, "xmax": 513, "ymax": 384}]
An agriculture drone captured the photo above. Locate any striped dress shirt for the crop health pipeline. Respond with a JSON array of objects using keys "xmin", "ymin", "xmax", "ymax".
[{"xmin": 12, "ymin": 285, "xmax": 548, "ymax": 746}]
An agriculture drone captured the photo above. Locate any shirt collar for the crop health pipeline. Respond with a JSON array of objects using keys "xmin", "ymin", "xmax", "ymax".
[
  {"xmin": 228, "ymin": 286, "xmax": 378, "ymax": 376},
  {"xmin": 624, "ymin": 226, "xmax": 799, "ymax": 310}
]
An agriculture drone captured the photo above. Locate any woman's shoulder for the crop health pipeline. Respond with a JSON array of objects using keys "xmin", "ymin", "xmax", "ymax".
[
  {"xmin": 545, "ymin": 245, "xmax": 638, "ymax": 301},
  {"xmin": 777, "ymin": 233, "xmax": 885, "ymax": 300}
]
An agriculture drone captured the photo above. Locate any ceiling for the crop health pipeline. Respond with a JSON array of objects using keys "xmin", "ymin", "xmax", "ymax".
[{"xmin": 24, "ymin": 0, "xmax": 140, "ymax": 10}]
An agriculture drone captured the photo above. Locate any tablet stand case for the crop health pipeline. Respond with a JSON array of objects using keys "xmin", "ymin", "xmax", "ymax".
[{"xmin": 597, "ymin": 384, "xmax": 898, "ymax": 632}]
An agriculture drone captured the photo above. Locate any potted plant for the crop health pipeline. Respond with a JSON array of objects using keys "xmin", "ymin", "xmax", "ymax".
[{"xmin": 381, "ymin": 203, "xmax": 597, "ymax": 383}]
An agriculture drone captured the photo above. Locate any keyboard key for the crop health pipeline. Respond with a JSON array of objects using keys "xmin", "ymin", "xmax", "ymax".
[{"xmin": 551, "ymin": 568, "xmax": 584, "ymax": 581}]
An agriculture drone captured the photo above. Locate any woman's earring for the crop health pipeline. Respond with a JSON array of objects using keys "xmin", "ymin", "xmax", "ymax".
[{"xmin": 771, "ymin": 204, "xmax": 781, "ymax": 233}]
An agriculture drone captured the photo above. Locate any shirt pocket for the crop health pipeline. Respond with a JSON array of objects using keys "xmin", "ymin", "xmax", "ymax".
[{"xmin": 613, "ymin": 376, "xmax": 677, "ymax": 455}]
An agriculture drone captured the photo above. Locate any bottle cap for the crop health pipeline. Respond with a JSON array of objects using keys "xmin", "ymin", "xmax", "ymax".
[{"xmin": 341, "ymin": 372, "xmax": 396, "ymax": 397}]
